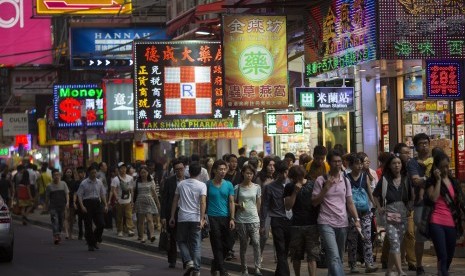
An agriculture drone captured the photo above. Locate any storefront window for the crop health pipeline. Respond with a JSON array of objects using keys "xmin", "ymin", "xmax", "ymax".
[{"xmin": 323, "ymin": 111, "xmax": 350, "ymax": 154}]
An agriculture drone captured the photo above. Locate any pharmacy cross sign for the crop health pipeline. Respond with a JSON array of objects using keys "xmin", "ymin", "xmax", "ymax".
[{"xmin": 295, "ymin": 87, "xmax": 355, "ymax": 112}]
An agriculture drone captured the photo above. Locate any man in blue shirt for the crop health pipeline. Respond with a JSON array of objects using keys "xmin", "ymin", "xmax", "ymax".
[{"xmin": 206, "ymin": 159, "xmax": 235, "ymax": 276}]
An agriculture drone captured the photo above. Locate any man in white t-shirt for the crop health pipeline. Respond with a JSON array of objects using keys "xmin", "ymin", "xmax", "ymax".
[
  {"xmin": 169, "ymin": 162, "xmax": 207, "ymax": 276},
  {"xmin": 109, "ymin": 162, "xmax": 135, "ymax": 237}
]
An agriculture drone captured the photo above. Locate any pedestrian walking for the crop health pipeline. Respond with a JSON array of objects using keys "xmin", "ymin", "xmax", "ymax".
[
  {"xmin": 109, "ymin": 162, "xmax": 135, "ymax": 237},
  {"xmin": 345, "ymin": 153, "xmax": 378, "ymax": 273},
  {"xmin": 261, "ymin": 160, "xmax": 291, "ymax": 276},
  {"xmin": 161, "ymin": 158, "xmax": 186, "ymax": 268},
  {"xmin": 62, "ymin": 168, "xmax": 79, "ymax": 239},
  {"xmin": 45, "ymin": 169, "xmax": 69, "ymax": 244},
  {"xmin": 13, "ymin": 165, "xmax": 34, "ymax": 225},
  {"xmin": 206, "ymin": 159, "xmax": 235, "ymax": 276},
  {"xmin": 169, "ymin": 162, "xmax": 207, "ymax": 276},
  {"xmin": 235, "ymin": 164, "xmax": 262, "ymax": 276},
  {"xmin": 284, "ymin": 165, "xmax": 320, "ymax": 276},
  {"xmin": 373, "ymin": 154, "xmax": 412, "ymax": 276},
  {"xmin": 426, "ymin": 152, "xmax": 464, "ymax": 276},
  {"xmin": 312, "ymin": 149, "xmax": 361, "ymax": 276},
  {"xmin": 134, "ymin": 166, "xmax": 160, "ymax": 243},
  {"xmin": 76, "ymin": 166, "xmax": 108, "ymax": 251}
]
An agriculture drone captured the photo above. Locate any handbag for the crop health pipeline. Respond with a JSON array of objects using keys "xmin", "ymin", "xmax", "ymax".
[{"xmin": 158, "ymin": 229, "xmax": 170, "ymax": 252}]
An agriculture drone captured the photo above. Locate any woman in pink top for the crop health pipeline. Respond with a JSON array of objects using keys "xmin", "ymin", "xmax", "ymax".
[{"xmin": 426, "ymin": 152, "xmax": 464, "ymax": 276}]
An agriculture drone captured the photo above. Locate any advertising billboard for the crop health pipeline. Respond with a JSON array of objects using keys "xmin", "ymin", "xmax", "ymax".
[
  {"xmin": 2, "ymin": 113, "xmax": 29, "ymax": 136},
  {"xmin": 133, "ymin": 40, "xmax": 239, "ymax": 131},
  {"xmin": 53, "ymin": 84, "xmax": 105, "ymax": 127},
  {"xmin": 304, "ymin": 0, "xmax": 377, "ymax": 75},
  {"xmin": 103, "ymin": 79, "xmax": 134, "ymax": 132},
  {"xmin": 36, "ymin": 0, "xmax": 132, "ymax": 15},
  {"xmin": 70, "ymin": 26, "xmax": 168, "ymax": 70},
  {"xmin": 222, "ymin": 15, "xmax": 289, "ymax": 109},
  {"xmin": 0, "ymin": 0, "xmax": 52, "ymax": 66}
]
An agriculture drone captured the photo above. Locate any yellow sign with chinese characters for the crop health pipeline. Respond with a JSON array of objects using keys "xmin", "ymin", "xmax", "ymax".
[
  {"xmin": 222, "ymin": 15, "xmax": 288, "ymax": 109},
  {"xmin": 36, "ymin": 0, "xmax": 132, "ymax": 15}
]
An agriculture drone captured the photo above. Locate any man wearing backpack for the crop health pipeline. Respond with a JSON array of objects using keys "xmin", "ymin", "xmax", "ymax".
[
  {"xmin": 109, "ymin": 162, "xmax": 135, "ymax": 237},
  {"xmin": 284, "ymin": 165, "xmax": 320, "ymax": 276},
  {"xmin": 312, "ymin": 150, "xmax": 361, "ymax": 276}
]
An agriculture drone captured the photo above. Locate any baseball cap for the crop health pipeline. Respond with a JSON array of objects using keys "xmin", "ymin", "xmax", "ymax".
[{"xmin": 117, "ymin": 162, "xmax": 127, "ymax": 168}]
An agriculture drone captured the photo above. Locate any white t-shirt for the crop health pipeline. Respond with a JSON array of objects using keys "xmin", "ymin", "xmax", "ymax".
[
  {"xmin": 175, "ymin": 178, "xmax": 207, "ymax": 222},
  {"xmin": 111, "ymin": 174, "xmax": 134, "ymax": 204}
]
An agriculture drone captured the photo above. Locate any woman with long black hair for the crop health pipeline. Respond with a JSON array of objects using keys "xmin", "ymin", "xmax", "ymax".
[{"xmin": 426, "ymin": 152, "xmax": 464, "ymax": 276}]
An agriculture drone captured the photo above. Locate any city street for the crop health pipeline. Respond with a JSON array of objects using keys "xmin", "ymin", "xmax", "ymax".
[{"xmin": 0, "ymin": 221, "xmax": 211, "ymax": 276}]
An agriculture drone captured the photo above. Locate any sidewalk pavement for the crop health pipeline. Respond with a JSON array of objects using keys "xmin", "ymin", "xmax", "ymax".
[{"xmin": 14, "ymin": 211, "xmax": 465, "ymax": 276}]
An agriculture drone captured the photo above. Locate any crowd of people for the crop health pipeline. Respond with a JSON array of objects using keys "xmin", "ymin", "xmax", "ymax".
[{"xmin": 0, "ymin": 132, "xmax": 464, "ymax": 276}]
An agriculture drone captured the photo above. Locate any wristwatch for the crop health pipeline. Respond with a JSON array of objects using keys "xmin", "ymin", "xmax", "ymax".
[{"xmin": 355, "ymin": 218, "xmax": 360, "ymax": 221}]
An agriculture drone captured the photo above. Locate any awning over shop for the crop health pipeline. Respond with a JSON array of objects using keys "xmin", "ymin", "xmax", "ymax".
[{"xmin": 144, "ymin": 129, "xmax": 241, "ymax": 140}]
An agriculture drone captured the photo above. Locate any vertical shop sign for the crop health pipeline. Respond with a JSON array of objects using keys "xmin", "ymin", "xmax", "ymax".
[
  {"xmin": 426, "ymin": 61, "xmax": 462, "ymax": 99},
  {"xmin": 103, "ymin": 79, "xmax": 134, "ymax": 132},
  {"xmin": 304, "ymin": 0, "xmax": 377, "ymax": 75},
  {"xmin": 223, "ymin": 15, "xmax": 288, "ymax": 109},
  {"xmin": 378, "ymin": 0, "xmax": 465, "ymax": 59},
  {"xmin": 455, "ymin": 101, "xmax": 465, "ymax": 180},
  {"xmin": 53, "ymin": 84, "xmax": 105, "ymax": 127},
  {"xmin": 133, "ymin": 40, "xmax": 239, "ymax": 131}
]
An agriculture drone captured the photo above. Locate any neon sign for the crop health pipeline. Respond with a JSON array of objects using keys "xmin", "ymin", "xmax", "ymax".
[
  {"xmin": 426, "ymin": 61, "xmax": 462, "ymax": 99},
  {"xmin": 266, "ymin": 112, "xmax": 304, "ymax": 136},
  {"xmin": 304, "ymin": 0, "xmax": 377, "ymax": 75},
  {"xmin": 53, "ymin": 84, "xmax": 105, "ymax": 128},
  {"xmin": 0, "ymin": 148, "xmax": 9, "ymax": 157}
]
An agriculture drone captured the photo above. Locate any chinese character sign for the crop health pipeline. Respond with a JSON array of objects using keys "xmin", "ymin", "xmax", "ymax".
[
  {"xmin": 304, "ymin": 0, "xmax": 377, "ymax": 75},
  {"xmin": 295, "ymin": 87, "xmax": 355, "ymax": 112},
  {"xmin": 53, "ymin": 84, "xmax": 105, "ymax": 128},
  {"xmin": 266, "ymin": 112, "xmax": 304, "ymax": 136},
  {"xmin": 379, "ymin": 0, "xmax": 465, "ymax": 59},
  {"xmin": 103, "ymin": 79, "xmax": 134, "ymax": 132},
  {"xmin": 426, "ymin": 61, "xmax": 462, "ymax": 99},
  {"xmin": 133, "ymin": 41, "xmax": 239, "ymax": 131},
  {"xmin": 223, "ymin": 15, "xmax": 289, "ymax": 109}
]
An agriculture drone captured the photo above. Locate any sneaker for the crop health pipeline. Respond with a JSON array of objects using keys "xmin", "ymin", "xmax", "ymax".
[
  {"xmin": 365, "ymin": 264, "xmax": 378, "ymax": 273},
  {"xmin": 128, "ymin": 231, "xmax": 135, "ymax": 237},
  {"xmin": 350, "ymin": 264, "xmax": 359, "ymax": 273},
  {"xmin": 416, "ymin": 266, "xmax": 425, "ymax": 276},
  {"xmin": 117, "ymin": 232, "xmax": 123, "ymax": 237},
  {"xmin": 183, "ymin": 261, "xmax": 194, "ymax": 276},
  {"xmin": 254, "ymin": 269, "xmax": 262, "ymax": 276}
]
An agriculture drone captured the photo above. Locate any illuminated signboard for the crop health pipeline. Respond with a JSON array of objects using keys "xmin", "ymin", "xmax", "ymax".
[
  {"xmin": 0, "ymin": 148, "xmax": 9, "ymax": 157},
  {"xmin": 53, "ymin": 84, "xmax": 105, "ymax": 128},
  {"xmin": 0, "ymin": 0, "xmax": 52, "ymax": 66},
  {"xmin": 304, "ymin": 0, "xmax": 377, "ymax": 75},
  {"xmin": 70, "ymin": 26, "xmax": 168, "ymax": 70},
  {"xmin": 36, "ymin": 0, "xmax": 132, "ymax": 15},
  {"xmin": 103, "ymin": 79, "xmax": 134, "ymax": 132},
  {"xmin": 133, "ymin": 40, "xmax": 239, "ymax": 131},
  {"xmin": 404, "ymin": 76, "xmax": 423, "ymax": 99},
  {"xmin": 426, "ymin": 61, "xmax": 462, "ymax": 99},
  {"xmin": 266, "ymin": 112, "xmax": 304, "ymax": 136},
  {"xmin": 222, "ymin": 15, "xmax": 289, "ymax": 109},
  {"xmin": 379, "ymin": 0, "xmax": 465, "ymax": 59},
  {"xmin": 295, "ymin": 87, "xmax": 355, "ymax": 112}
]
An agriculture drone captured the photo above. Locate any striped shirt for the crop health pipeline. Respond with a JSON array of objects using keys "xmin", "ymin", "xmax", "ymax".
[{"xmin": 77, "ymin": 177, "xmax": 105, "ymax": 201}]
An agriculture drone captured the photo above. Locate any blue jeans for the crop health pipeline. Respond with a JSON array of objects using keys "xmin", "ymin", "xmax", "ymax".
[
  {"xmin": 429, "ymin": 223, "xmax": 457, "ymax": 276},
  {"xmin": 176, "ymin": 221, "xmax": 202, "ymax": 272},
  {"xmin": 50, "ymin": 208, "xmax": 65, "ymax": 235},
  {"xmin": 319, "ymin": 224, "xmax": 347, "ymax": 276}
]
